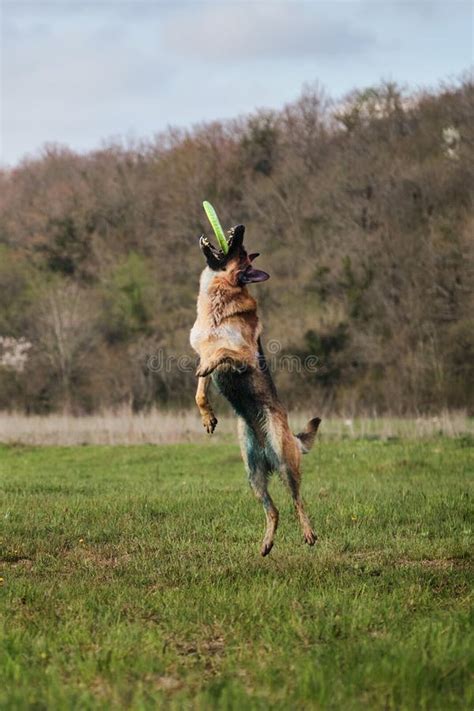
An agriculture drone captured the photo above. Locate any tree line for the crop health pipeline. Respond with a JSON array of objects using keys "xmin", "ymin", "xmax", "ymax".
[{"xmin": 0, "ymin": 76, "xmax": 472, "ymax": 415}]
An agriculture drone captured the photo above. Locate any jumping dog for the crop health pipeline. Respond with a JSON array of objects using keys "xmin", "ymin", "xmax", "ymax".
[{"xmin": 190, "ymin": 224, "xmax": 320, "ymax": 556}]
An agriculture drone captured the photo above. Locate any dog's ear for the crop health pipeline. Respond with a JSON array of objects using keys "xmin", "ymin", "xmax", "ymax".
[
  {"xmin": 199, "ymin": 235, "xmax": 223, "ymax": 271},
  {"xmin": 239, "ymin": 267, "xmax": 270, "ymax": 284},
  {"xmin": 227, "ymin": 225, "xmax": 245, "ymax": 258}
]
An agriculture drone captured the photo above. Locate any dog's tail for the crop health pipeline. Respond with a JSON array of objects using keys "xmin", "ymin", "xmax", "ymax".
[{"xmin": 295, "ymin": 417, "xmax": 321, "ymax": 454}]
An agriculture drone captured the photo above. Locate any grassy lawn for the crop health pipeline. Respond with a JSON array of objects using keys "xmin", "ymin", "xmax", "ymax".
[{"xmin": 0, "ymin": 438, "xmax": 472, "ymax": 709}]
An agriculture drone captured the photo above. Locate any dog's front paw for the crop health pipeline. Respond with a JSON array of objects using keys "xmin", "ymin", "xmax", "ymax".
[
  {"xmin": 196, "ymin": 363, "xmax": 213, "ymax": 378},
  {"xmin": 304, "ymin": 528, "xmax": 317, "ymax": 546},
  {"xmin": 202, "ymin": 414, "xmax": 218, "ymax": 434}
]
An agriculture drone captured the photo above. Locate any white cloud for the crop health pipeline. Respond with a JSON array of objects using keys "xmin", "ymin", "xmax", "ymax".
[
  {"xmin": 162, "ymin": 3, "xmax": 376, "ymax": 62},
  {"xmin": 1, "ymin": 4, "xmax": 175, "ymax": 162}
]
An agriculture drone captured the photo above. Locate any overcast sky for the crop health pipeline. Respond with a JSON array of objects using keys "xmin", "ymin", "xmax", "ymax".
[{"xmin": 1, "ymin": 0, "xmax": 472, "ymax": 166}]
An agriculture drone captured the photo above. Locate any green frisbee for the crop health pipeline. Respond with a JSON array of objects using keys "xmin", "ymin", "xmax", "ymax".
[{"xmin": 203, "ymin": 201, "xmax": 229, "ymax": 254}]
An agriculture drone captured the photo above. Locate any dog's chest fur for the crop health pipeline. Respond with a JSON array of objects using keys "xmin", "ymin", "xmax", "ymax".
[{"xmin": 190, "ymin": 267, "xmax": 262, "ymax": 358}]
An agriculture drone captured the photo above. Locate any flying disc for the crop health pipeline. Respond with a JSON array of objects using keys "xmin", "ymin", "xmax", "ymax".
[{"xmin": 203, "ymin": 201, "xmax": 229, "ymax": 254}]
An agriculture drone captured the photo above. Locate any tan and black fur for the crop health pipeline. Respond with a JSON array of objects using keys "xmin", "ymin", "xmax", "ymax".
[{"xmin": 190, "ymin": 225, "xmax": 320, "ymax": 556}]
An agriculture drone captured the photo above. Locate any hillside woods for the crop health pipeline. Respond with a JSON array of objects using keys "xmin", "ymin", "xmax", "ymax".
[{"xmin": 0, "ymin": 78, "xmax": 472, "ymax": 414}]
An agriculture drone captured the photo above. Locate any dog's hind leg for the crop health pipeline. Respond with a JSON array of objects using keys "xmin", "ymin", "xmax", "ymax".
[
  {"xmin": 280, "ymin": 465, "xmax": 317, "ymax": 547},
  {"xmin": 238, "ymin": 419, "xmax": 278, "ymax": 556},
  {"xmin": 250, "ymin": 470, "xmax": 279, "ymax": 556}
]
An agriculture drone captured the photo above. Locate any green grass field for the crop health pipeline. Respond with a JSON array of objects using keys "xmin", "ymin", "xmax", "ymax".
[{"xmin": 1, "ymin": 438, "xmax": 473, "ymax": 710}]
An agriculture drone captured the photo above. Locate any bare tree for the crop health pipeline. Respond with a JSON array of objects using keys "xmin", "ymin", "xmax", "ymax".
[{"xmin": 34, "ymin": 282, "xmax": 98, "ymax": 412}]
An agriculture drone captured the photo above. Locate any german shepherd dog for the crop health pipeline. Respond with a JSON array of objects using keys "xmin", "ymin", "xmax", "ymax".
[{"xmin": 190, "ymin": 224, "xmax": 320, "ymax": 556}]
